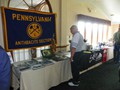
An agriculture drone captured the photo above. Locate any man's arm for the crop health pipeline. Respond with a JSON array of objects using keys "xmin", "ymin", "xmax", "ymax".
[
  {"xmin": 70, "ymin": 33, "xmax": 79, "ymax": 62},
  {"xmin": 70, "ymin": 47, "xmax": 76, "ymax": 62},
  {"xmin": 113, "ymin": 33, "xmax": 116, "ymax": 44},
  {"xmin": 0, "ymin": 49, "xmax": 11, "ymax": 90}
]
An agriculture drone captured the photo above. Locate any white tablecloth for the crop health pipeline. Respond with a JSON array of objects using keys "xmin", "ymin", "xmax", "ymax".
[{"xmin": 12, "ymin": 60, "xmax": 72, "ymax": 90}]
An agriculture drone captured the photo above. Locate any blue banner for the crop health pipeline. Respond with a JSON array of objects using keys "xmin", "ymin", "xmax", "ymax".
[{"xmin": 1, "ymin": 7, "xmax": 57, "ymax": 51}]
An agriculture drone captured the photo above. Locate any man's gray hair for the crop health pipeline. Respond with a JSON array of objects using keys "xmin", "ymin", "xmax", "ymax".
[{"xmin": 70, "ymin": 25, "xmax": 78, "ymax": 31}]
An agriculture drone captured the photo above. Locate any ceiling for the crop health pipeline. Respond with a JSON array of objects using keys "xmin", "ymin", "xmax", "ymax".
[
  {"xmin": 7, "ymin": 0, "xmax": 120, "ymax": 24},
  {"xmin": 79, "ymin": 0, "xmax": 120, "ymax": 24}
]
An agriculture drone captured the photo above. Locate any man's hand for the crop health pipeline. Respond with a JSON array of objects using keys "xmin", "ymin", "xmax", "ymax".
[
  {"xmin": 69, "ymin": 47, "xmax": 76, "ymax": 63},
  {"xmin": 69, "ymin": 57, "xmax": 73, "ymax": 63}
]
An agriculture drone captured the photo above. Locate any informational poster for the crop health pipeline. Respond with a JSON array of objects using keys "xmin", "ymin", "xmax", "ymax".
[{"xmin": 1, "ymin": 7, "xmax": 57, "ymax": 51}]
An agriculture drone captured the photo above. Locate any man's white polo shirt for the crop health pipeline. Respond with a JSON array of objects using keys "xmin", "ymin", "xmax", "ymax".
[{"xmin": 71, "ymin": 32, "xmax": 85, "ymax": 52}]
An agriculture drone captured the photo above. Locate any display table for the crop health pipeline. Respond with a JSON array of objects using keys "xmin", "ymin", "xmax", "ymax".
[
  {"xmin": 11, "ymin": 59, "xmax": 72, "ymax": 90},
  {"xmin": 11, "ymin": 47, "xmax": 113, "ymax": 90}
]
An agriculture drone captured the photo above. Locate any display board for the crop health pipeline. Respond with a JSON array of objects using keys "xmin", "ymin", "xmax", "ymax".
[{"xmin": 1, "ymin": 7, "xmax": 56, "ymax": 51}]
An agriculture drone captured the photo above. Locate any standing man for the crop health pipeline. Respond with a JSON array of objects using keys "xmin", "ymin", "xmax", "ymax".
[
  {"xmin": 113, "ymin": 28, "xmax": 120, "ymax": 63},
  {"xmin": 68, "ymin": 25, "xmax": 85, "ymax": 86},
  {"xmin": 0, "ymin": 46, "xmax": 11, "ymax": 90}
]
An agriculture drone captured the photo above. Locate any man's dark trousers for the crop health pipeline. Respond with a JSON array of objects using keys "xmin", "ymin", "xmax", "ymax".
[{"xmin": 71, "ymin": 51, "xmax": 84, "ymax": 83}]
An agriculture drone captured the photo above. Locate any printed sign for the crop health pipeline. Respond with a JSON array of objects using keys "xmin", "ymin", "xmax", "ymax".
[{"xmin": 1, "ymin": 7, "xmax": 57, "ymax": 51}]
